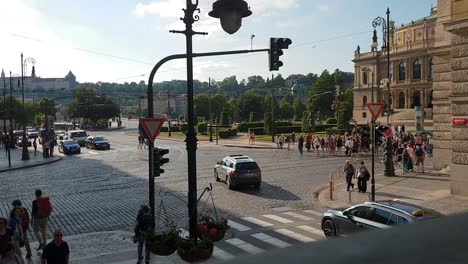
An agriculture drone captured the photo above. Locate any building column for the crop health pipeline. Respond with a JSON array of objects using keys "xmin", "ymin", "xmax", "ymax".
[{"xmin": 449, "ymin": 24, "xmax": 468, "ymax": 196}]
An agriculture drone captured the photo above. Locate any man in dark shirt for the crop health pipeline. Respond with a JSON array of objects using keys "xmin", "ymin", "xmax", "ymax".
[{"xmin": 41, "ymin": 229, "xmax": 69, "ymax": 264}]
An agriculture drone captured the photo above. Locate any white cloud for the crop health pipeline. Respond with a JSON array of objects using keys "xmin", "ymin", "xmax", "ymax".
[{"xmin": 318, "ymin": 4, "xmax": 330, "ymax": 12}]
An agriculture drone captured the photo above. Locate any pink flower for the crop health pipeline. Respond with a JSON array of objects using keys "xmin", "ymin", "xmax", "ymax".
[
  {"xmin": 210, "ymin": 228, "xmax": 217, "ymax": 236},
  {"xmin": 204, "ymin": 215, "xmax": 213, "ymax": 222},
  {"xmin": 198, "ymin": 225, "xmax": 208, "ymax": 233}
]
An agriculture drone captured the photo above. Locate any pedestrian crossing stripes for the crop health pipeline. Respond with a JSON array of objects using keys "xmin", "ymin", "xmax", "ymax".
[
  {"xmin": 296, "ymin": 225, "xmax": 325, "ymax": 237},
  {"xmin": 251, "ymin": 233, "xmax": 292, "ymax": 248},
  {"xmin": 281, "ymin": 212, "xmax": 313, "ymax": 221},
  {"xmin": 242, "ymin": 217, "xmax": 274, "ymax": 227},
  {"xmin": 228, "ymin": 220, "xmax": 252, "ymax": 232},
  {"xmin": 212, "ymin": 246, "xmax": 235, "ymax": 261},
  {"xmin": 274, "ymin": 228, "xmax": 316, "ymax": 242},
  {"xmin": 263, "ymin": 214, "xmax": 294, "ymax": 223},
  {"xmin": 225, "ymin": 238, "xmax": 265, "ymax": 254},
  {"xmin": 303, "ymin": 210, "xmax": 323, "ymax": 217}
]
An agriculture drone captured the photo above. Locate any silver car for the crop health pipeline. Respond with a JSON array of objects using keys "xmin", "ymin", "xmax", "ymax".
[
  {"xmin": 321, "ymin": 200, "xmax": 442, "ymax": 239},
  {"xmin": 214, "ymin": 155, "xmax": 261, "ymax": 190}
]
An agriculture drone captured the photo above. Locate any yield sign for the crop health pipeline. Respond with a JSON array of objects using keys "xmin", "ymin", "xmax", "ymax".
[
  {"xmin": 367, "ymin": 103, "xmax": 385, "ymax": 120},
  {"xmin": 140, "ymin": 118, "xmax": 164, "ymax": 142}
]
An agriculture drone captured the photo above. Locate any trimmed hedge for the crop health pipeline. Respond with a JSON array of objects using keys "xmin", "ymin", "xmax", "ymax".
[
  {"xmin": 325, "ymin": 117, "xmax": 338, "ymax": 125},
  {"xmin": 160, "ymin": 126, "xmax": 180, "ymax": 132},
  {"xmin": 197, "ymin": 123, "xmax": 208, "ymax": 135},
  {"xmin": 275, "ymin": 126, "xmax": 302, "ymax": 134},
  {"xmin": 325, "ymin": 128, "xmax": 351, "ymax": 135},
  {"xmin": 238, "ymin": 121, "xmax": 264, "ymax": 132},
  {"xmin": 248, "ymin": 127, "xmax": 265, "ymax": 135},
  {"xmin": 313, "ymin": 124, "xmax": 336, "ymax": 132},
  {"xmin": 219, "ymin": 128, "xmax": 237, "ymax": 138}
]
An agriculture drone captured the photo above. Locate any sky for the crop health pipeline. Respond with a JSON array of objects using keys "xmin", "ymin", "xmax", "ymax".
[{"xmin": 0, "ymin": 0, "xmax": 436, "ymax": 84}]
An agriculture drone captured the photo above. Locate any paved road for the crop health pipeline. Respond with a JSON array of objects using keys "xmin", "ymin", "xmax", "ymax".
[{"xmin": 0, "ymin": 122, "xmax": 381, "ymax": 240}]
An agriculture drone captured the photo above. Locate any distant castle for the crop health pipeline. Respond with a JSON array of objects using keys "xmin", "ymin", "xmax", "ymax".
[{"xmin": 21, "ymin": 65, "xmax": 77, "ymax": 92}]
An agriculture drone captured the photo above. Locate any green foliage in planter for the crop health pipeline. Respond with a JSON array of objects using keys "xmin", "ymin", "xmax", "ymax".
[
  {"xmin": 197, "ymin": 123, "xmax": 208, "ymax": 135},
  {"xmin": 180, "ymin": 123, "xmax": 188, "ymax": 133}
]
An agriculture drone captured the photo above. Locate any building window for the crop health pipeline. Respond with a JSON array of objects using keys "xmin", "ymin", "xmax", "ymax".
[
  {"xmin": 362, "ymin": 112, "xmax": 367, "ymax": 118},
  {"xmin": 363, "ymin": 71, "xmax": 368, "ymax": 85},
  {"xmin": 428, "ymin": 58, "xmax": 433, "ymax": 80},
  {"xmin": 389, "ymin": 62, "xmax": 393, "ymax": 81},
  {"xmin": 413, "ymin": 59, "xmax": 421, "ymax": 80},
  {"xmin": 362, "ymin": 96, "xmax": 367, "ymax": 106},
  {"xmin": 399, "ymin": 62, "xmax": 406, "ymax": 81},
  {"xmin": 398, "ymin": 92, "xmax": 405, "ymax": 109}
]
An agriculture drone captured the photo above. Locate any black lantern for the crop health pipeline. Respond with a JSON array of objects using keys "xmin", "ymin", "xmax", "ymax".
[{"xmin": 209, "ymin": 0, "xmax": 252, "ymax": 34}]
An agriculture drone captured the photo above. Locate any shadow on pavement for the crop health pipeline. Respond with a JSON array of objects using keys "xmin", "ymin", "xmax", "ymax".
[{"xmin": 237, "ymin": 182, "xmax": 301, "ymax": 201}]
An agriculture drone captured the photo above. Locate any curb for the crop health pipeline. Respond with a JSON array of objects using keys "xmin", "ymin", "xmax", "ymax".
[
  {"xmin": 0, "ymin": 156, "xmax": 62, "ymax": 173},
  {"xmin": 222, "ymin": 144, "xmax": 277, "ymax": 149}
]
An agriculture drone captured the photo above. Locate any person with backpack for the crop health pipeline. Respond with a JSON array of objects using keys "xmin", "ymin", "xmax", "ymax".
[
  {"xmin": 415, "ymin": 145, "xmax": 425, "ymax": 173},
  {"xmin": 134, "ymin": 206, "xmax": 154, "ymax": 264},
  {"xmin": 357, "ymin": 161, "xmax": 370, "ymax": 193},
  {"xmin": 343, "ymin": 160, "xmax": 355, "ymax": 192},
  {"xmin": 8, "ymin": 207, "xmax": 25, "ymax": 263},
  {"xmin": 9, "ymin": 200, "xmax": 32, "ymax": 259},
  {"xmin": 32, "ymin": 190, "xmax": 52, "ymax": 250}
]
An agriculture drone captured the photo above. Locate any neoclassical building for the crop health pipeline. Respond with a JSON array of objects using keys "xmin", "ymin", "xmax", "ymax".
[{"xmin": 352, "ymin": 7, "xmax": 437, "ymax": 125}]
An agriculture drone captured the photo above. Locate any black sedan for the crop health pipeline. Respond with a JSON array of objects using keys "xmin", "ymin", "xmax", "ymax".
[
  {"xmin": 321, "ymin": 200, "xmax": 442, "ymax": 239},
  {"xmin": 59, "ymin": 140, "xmax": 81, "ymax": 155},
  {"xmin": 85, "ymin": 136, "xmax": 110, "ymax": 150}
]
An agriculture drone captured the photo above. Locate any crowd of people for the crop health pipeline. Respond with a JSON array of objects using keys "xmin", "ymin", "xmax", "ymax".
[
  {"xmin": 0, "ymin": 190, "xmax": 69, "ymax": 264},
  {"xmin": 0, "ymin": 128, "xmax": 57, "ymax": 159}
]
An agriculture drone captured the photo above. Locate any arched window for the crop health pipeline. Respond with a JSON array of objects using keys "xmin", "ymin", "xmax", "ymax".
[
  {"xmin": 428, "ymin": 58, "xmax": 433, "ymax": 80},
  {"xmin": 427, "ymin": 90, "xmax": 433, "ymax": 108},
  {"xmin": 398, "ymin": 92, "xmax": 405, "ymax": 109},
  {"xmin": 399, "ymin": 62, "xmax": 406, "ymax": 81},
  {"xmin": 363, "ymin": 96, "xmax": 367, "ymax": 106},
  {"xmin": 413, "ymin": 59, "xmax": 421, "ymax": 80},
  {"xmin": 363, "ymin": 71, "xmax": 368, "ymax": 85}
]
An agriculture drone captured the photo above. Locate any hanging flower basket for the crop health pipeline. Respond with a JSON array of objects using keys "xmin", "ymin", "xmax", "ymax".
[
  {"xmin": 197, "ymin": 215, "xmax": 229, "ymax": 242},
  {"xmin": 177, "ymin": 238, "xmax": 214, "ymax": 262},
  {"xmin": 145, "ymin": 229, "xmax": 179, "ymax": 256}
]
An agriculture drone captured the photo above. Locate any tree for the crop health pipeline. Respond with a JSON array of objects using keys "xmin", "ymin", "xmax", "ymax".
[
  {"xmin": 37, "ymin": 98, "xmax": 57, "ymax": 117},
  {"xmin": 292, "ymin": 98, "xmax": 305, "ymax": 120},
  {"xmin": 271, "ymin": 74, "xmax": 286, "ymax": 88},
  {"xmin": 337, "ymin": 88, "xmax": 354, "ymax": 129},
  {"xmin": 246, "ymin": 75, "xmax": 266, "ymax": 89},
  {"xmin": 279, "ymin": 97, "xmax": 293, "ymax": 120},
  {"xmin": 307, "ymin": 70, "xmax": 336, "ymax": 122},
  {"xmin": 264, "ymin": 112, "xmax": 272, "ymax": 135},
  {"xmin": 301, "ymin": 111, "xmax": 310, "ymax": 133},
  {"xmin": 237, "ymin": 91, "xmax": 264, "ymax": 121},
  {"xmin": 67, "ymin": 88, "xmax": 119, "ymax": 127}
]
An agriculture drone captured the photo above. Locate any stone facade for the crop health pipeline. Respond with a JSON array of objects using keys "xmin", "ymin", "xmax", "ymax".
[{"xmin": 353, "ymin": 8, "xmax": 437, "ymax": 125}]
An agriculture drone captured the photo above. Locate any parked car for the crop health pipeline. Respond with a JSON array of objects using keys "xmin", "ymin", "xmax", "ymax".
[
  {"xmin": 85, "ymin": 136, "xmax": 110, "ymax": 150},
  {"xmin": 58, "ymin": 140, "xmax": 81, "ymax": 155},
  {"xmin": 214, "ymin": 155, "xmax": 261, "ymax": 190},
  {"xmin": 321, "ymin": 200, "xmax": 442, "ymax": 239},
  {"xmin": 27, "ymin": 128, "xmax": 39, "ymax": 138},
  {"xmin": 65, "ymin": 130, "xmax": 88, "ymax": 146}
]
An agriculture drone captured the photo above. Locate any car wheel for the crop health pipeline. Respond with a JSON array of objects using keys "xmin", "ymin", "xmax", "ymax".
[
  {"xmin": 93, "ymin": 144, "xmax": 96, "ymax": 149},
  {"xmin": 227, "ymin": 176, "xmax": 235, "ymax": 190},
  {"xmin": 107, "ymin": 146, "xmax": 110, "ymax": 150},
  {"xmin": 254, "ymin": 182, "xmax": 261, "ymax": 189},
  {"xmin": 86, "ymin": 144, "xmax": 89, "ymax": 149},
  {"xmin": 322, "ymin": 219, "xmax": 337, "ymax": 239},
  {"xmin": 214, "ymin": 169, "xmax": 220, "ymax": 182}
]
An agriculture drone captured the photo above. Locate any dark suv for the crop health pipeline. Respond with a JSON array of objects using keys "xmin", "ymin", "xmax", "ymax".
[{"xmin": 214, "ymin": 155, "xmax": 261, "ymax": 190}]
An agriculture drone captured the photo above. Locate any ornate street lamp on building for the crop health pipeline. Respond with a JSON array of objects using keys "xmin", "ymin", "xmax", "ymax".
[
  {"xmin": 20, "ymin": 54, "xmax": 35, "ymax": 161},
  {"xmin": 372, "ymin": 8, "xmax": 391, "ymax": 125}
]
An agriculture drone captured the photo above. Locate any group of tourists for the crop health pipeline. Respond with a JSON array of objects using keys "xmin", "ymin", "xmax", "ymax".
[
  {"xmin": 0, "ymin": 128, "xmax": 57, "ymax": 159},
  {"xmin": 0, "ymin": 190, "xmax": 69, "ymax": 264}
]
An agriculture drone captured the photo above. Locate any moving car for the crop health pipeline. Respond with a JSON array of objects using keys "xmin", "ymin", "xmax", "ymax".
[
  {"xmin": 85, "ymin": 136, "xmax": 110, "ymax": 150},
  {"xmin": 65, "ymin": 130, "xmax": 88, "ymax": 146},
  {"xmin": 14, "ymin": 130, "xmax": 32, "ymax": 147},
  {"xmin": 58, "ymin": 140, "xmax": 81, "ymax": 154},
  {"xmin": 27, "ymin": 128, "xmax": 39, "ymax": 138},
  {"xmin": 321, "ymin": 200, "xmax": 442, "ymax": 239},
  {"xmin": 214, "ymin": 155, "xmax": 261, "ymax": 190}
]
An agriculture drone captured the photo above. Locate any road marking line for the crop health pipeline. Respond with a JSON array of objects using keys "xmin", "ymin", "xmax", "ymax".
[
  {"xmin": 303, "ymin": 210, "xmax": 323, "ymax": 217},
  {"xmin": 274, "ymin": 229, "xmax": 316, "ymax": 242},
  {"xmin": 263, "ymin": 214, "xmax": 294, "ymax": 224},
  {"xmin": 282, "ymin": 212, "xmax": 314, "ymax": 221},
  {"xmin": 242, "ymin": 217, "xmax": 273, "ymax": 227},
  {"xmin": 87, "ymin": 151, "xmax": 99, "ymax": 155},
  {"xmin": 225, "ymin": 238, "xmax": 264, "ymax": 254},
  {"xmin": 251, "ymin": 233, "xmax": 292, "ymax": 248},
  {"xmin": 296, "ymin": 225, "xmax": 325, "ymax": 237},
  {"xmin": 213, "ymin": 246, "xmax": 235, "ymax": 260},
  {"xmin": 228, "ymin": 220, "xmax": 251, "ymax": 232}
]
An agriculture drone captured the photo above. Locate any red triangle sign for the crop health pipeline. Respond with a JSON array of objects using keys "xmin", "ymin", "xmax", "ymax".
[
  {"xmin": 367, "ymin": 103, "xmax": 385, "ymax": 120},
  {"xmin": 140, "ymin": 118, "xmax": 165, "ymax": 142}
]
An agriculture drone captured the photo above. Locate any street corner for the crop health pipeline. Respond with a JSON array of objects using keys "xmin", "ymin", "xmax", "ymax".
[
  {"xmin": 316, "ymin": 181, "xmax": 353, "ymax": 210},
  {"xmin": 0, "ymin": 152, "xmax": 62, "ymax": 173}
]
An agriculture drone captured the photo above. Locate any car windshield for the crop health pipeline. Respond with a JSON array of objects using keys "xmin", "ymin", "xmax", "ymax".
[
  {"xmin": 94, "ymin": 137, "xmax": 105, "ymax": 141},
  {"xmin": 236, "ymin": 162, "xmax": 258, "ymax": 170},
  {"xmin": 63, "ymin": 140, "xmax": 76, "ymax": 145},
  {"xmin": 71, "ymin": 132, "xmax": 87, "ymax": 137},
  {"xmin": 28, "ymin": 129, "xmax": 37, "ymax": 132}
]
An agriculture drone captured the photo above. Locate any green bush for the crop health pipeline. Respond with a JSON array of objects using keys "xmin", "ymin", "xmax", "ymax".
[
  {"xmin": 325, "ymin": 128, "xmax": 351, "ymax": 135},
  {"xmin": 325, "ymin": 117, "xmax": 338, "ymax": 125},
  {"xmin": 248, "ymin": 127, "xmax": 265, "ymax": 135},
  {"xmin": 220, "ymin": 112, "xmax": 229, "ymax": 126},
  {"xmin": 275, "ymin": 126, "xmax": 302, "ymax": 134},
  {"xmin": 197, "ymin": 123, "xmax": 208, "ymax": 135},
  {"xmin": 264, "ymin": 112, "xmax": 272, "ymax": 135},
  {"xmin": 275, "ymin": 121, "xmax": 293, "ymax": 127},
  {"xmin": 313, "ymin": 124, "xmax": 336, "ymax": 132},
  {"xmin": 229, "ymin": 128, "xmax": 237, "ymax": 136},
  {"xmin": 238, "ymin": 121, "xmax": 264, "ymax": 132},
  {"xmin": 180, "ymin": 123, "xmax": 188, "ymax": 133},
  {"xmin": 218, "ymin": 128, "xmax": 238, "ymax": 138}
]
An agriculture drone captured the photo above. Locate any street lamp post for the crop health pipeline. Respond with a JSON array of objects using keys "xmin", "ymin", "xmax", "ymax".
[
  {"xmin": 2, "ymin": 69, "xmax": 5, "ymax": 132},
  {"xmin": 20, "ymin": 53, "xmax": 30, "ymax": 161},
  {"xmin": 363, "ymin": 68, "xmax": 376, "ymax": 201},
  {"xmin": 164, "ymin": 0, "xmax": 251, "ymax": 239},
  {"xmin": 372, "ymin": 8, "xmax": 391, "ymax": 125}
]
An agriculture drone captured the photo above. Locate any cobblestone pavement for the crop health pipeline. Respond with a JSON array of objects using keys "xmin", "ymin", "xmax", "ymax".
[{"xmin": 0, "ymin": 124, "xmax": 384, "ymax": 244}]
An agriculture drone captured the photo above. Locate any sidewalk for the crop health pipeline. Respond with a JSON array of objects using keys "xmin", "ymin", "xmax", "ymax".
[
  {"xmin": 0, "ymin": 147, "xmax": 61, "ymax": 172},
  {"xmin": 317, "ymin": 163, "xmax": 468, "ymax": 215}
]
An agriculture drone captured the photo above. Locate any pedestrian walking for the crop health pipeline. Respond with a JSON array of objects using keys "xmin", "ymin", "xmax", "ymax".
[
  {"xmin": 249, "ymin": 131, "xmax": 255, "ymax": 145},
  {"xmin": 357, "ymin": 161, "xmax": 370, "ymax": 193},
  {"xmin": 41, "ymin": 229, "xmax": 69, "ymax": 264},
  {"xmin": 336, "ymin": 136, "xmax": 343, "ymax": 154},
  {"xmin": 402, "ymin": 144, "xmax": 410, "ymax": 173},
  {"xmin": 0, "ymin": 243, "xmax": 22, "ymax": 264},
  {"xmin": 137, "ymin": 135, "xmax": 143, "ymax": 150},
  {"xmin": 343, "ymin": 160, "xmax": 355, "ymax": 191},
  {"xmin": 415, "ymin": 145, "xmax": 425, "ymax": 173},
  {"xmin": 0, "ymin": 217, "xmax": 14, "ymax": 256},
  {"xmin": 33, "ymin": 139, "xmax": 37, "ymax": 156},
  {"xmin": 8, "ymin": 207, "xmax": 25, "ymax": 263},
  {"xmin": 134, "ymin": 206, "xmax": 154, "ymax": 264},
  {"xmin": 32, "ymin": 190, "xmax": 52, "ymax": 250},
  {"xmin": 43, "ymin": 141, "xmax": 50, "ymax": 159},
  {"xmin": 9, "ymin": 200, "xmax": 32, "ymax": 259},
  {"xmin": 291, "ymin": 131, "xmax": 296, "ymax": 146},
  {"xmin": 305, "ymin": 133, "xmax": 312, "ymax": 152},
  {"xmin": 298, "ymin": 134, "xmax": 304, "ymax": 155},
  {"xmin": 285, "ymin": 134, "xmax": 291, "ymax": 150}
]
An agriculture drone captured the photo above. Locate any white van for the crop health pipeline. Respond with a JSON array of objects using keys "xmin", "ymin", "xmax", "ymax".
[{"xmin": 65, "ymin": 130, "xmax": 88, "ymax": 146}]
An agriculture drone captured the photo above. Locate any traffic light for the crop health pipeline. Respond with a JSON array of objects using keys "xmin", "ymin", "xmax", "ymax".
[
  {"xmin": 269, "ymin": 38, "xmax": 292, "ymax": 71},
  {"xmin": 154, "ymin": 148, "xmax": 169, "ymax": 176}
]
